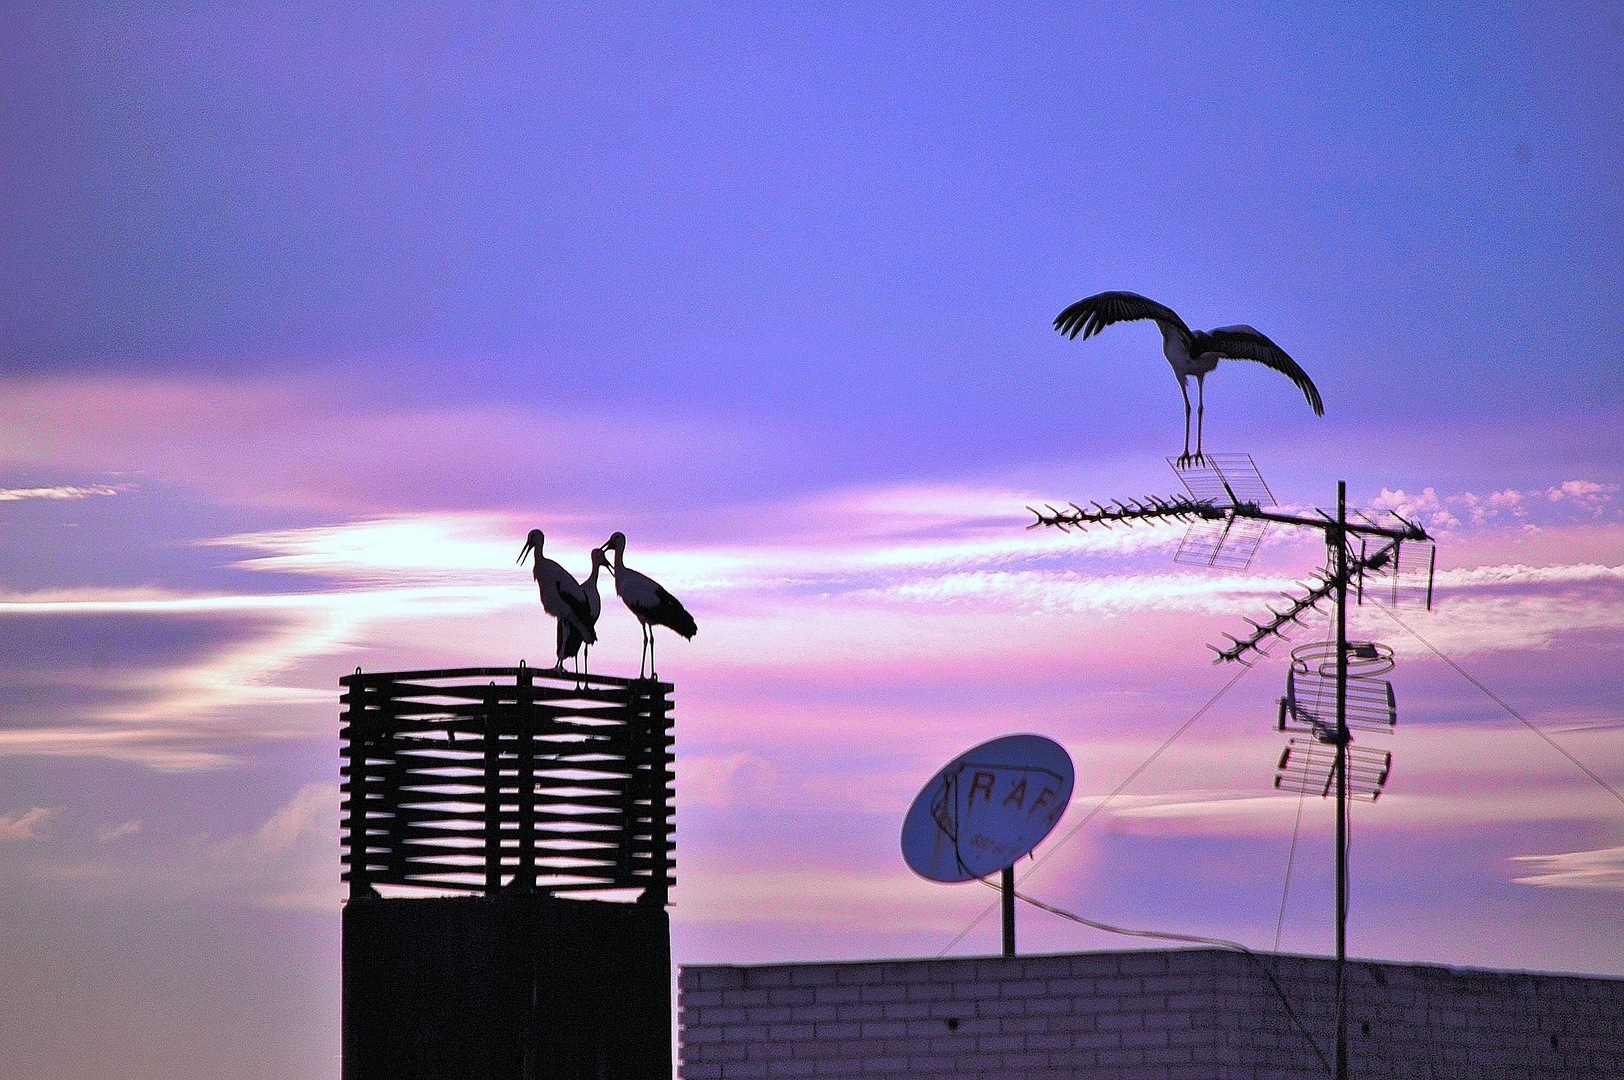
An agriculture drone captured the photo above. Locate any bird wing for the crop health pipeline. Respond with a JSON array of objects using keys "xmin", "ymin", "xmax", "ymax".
[
  {"xmin": 618, "ymin": 569, "xmax": 697, "ymax": 639},
  {"xmin": 1053, "ymin": 291, "xmax": 1192, "ymax": 344},
  {"xmin": 1200, "ymin": 325, "xmax": 1324, "ymax": 416},
  {"xmin": 651, "ymin": 583, "xmax": 698, "ymax": 639},
  {"xmin": 543, "ymin": 563, "xmax": 598, "ymax": 643}
]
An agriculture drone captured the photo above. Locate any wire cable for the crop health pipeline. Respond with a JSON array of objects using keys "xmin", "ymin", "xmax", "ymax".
[
  {"xmin": 990, "ymin": 880, "xmax": 1333, "ymax": 1078},
  {"xmin": 1274, "ymin": 786, "xmax": 1307, "ymax": 952},
  {"xmin": 937, "ymin": 660, "xmax": 1258, "ymax": 956},
  {"xmin": 1274, "ymin": 610, "xmax": 1334, "ymax": 953},
  {"xmin": 1373, "ymin": 601, "xmax": 1624, "ymax": 809}
]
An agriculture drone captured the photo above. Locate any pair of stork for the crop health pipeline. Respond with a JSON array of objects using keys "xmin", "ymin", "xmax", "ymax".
[{"xmin": 518, "ymin": 529, "xmax": 696, "ymax": 679}]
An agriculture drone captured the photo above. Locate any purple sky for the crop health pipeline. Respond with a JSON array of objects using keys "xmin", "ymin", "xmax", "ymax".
[{"xmin": 2, "ymin": 5, "xmax": 1621, "ymax": 1078}]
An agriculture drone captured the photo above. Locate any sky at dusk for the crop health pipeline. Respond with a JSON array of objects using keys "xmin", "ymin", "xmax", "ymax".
[{"xmin": 1, "ymin": 4, "xmax": 1621, "ymax": 1078}]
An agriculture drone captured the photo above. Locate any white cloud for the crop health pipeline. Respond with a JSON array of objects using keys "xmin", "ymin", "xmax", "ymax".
[
  {"xmin": 205, "ymin": 782, "xmax": 343, "ymax": 910},
  {"xmin": 0, "ymin": 482, "xmax": 1617, "ymax": 770},
  {"xmin": 96, "ymin": 820, "xmax": 142, "ymax": 843},
  {"xmin": 1510, "ymin": 846, "xmax": 1624, "ymax": 891},
  {"xmin": 1434, "ymin": 563, "xmax": 1624, "ymax": 589},
  {"xmin": 860, "ymin": 567, "xmax": 1302, "ymax": 617},
  {"xmin": 1546, "ymin": 480, "xmax": 1617, "ymax": 504},
  {"xmin": 1374, "ymin": 481, "xmax": 1619, "ymax": 530},
  {"xmin": 1372, "ymin": 487, "xmax": 1440, "ymax": 519},
  {"xmin": 0, "ymin": 484, "xmax": 121, "ymax": 502},
  {"xmin": 207, "ymin": 513, "xmax": 537, "ymax": 584},
  {"xmin": 0, "ymin": 806, "xmax": 60, "ymax": 841},
  {"xmin": 0, "ymin": 579, "xmax": 520, "ymax": 769},
  {"xmin": 681, "ymin": 751, "xmax": 789, "ymax": 809}
]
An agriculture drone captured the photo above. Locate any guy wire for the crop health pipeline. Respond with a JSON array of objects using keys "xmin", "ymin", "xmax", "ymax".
[
  {"xmin": 1274, "ymin": 608, "xmax": 1331, "ymax": 952},
  {"xmin": 938, "ymin": 659, "xmax": 1258, "ymax": 956},
  {"xmin": 1373, "ymin": 601, "xmax": 1624, "ymax": 809},
  {"xmin": 1274, "ymin": 787, "xmax": 1308, "ymax": 953}
]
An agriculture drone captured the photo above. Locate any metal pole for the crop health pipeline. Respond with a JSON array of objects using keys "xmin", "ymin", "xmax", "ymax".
[
  {"xmin": 1001, "ymin": 866, "xmax": 1016, "ymax": 957},
  {"xmin": 1335, "ymin": 481, "xmax": 1349, "ymax": 1080}
]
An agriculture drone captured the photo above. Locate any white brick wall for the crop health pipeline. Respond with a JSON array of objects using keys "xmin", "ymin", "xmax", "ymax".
[{"xmin": 678, "ymin": 949, "xmax": 1624, "ymax": 1079}]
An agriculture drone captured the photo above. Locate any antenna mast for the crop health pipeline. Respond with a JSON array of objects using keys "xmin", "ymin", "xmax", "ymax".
[
  {"xmin": 1032, "ymin": 457, "xmax": 1436, "ymax": 1080},
  {"xmin": 1334, "ymin": 482, "xmax": 1350, "ymax": 1080}
]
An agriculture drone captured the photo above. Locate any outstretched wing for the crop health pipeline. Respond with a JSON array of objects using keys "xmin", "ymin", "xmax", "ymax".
[
  {"xmin": 1201, "ymin": 325, "xmax": 1324, "ymax": 416},
  {"xmin": 1053, "ymin": 291, "xmax": 1191, "ymax": 343},
  {"xmin": 651, "ymin": 584, "xmax": 697, "ymax": 639}
]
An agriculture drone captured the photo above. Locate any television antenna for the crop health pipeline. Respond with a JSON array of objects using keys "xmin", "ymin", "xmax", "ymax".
[
  {"xmin": 902, "ymin": 734, "xmax": 1075, "ymax": 957},
  {"xmin": 1030, "ymin": 456, "xmax": 1435, "ymax": 1080}
]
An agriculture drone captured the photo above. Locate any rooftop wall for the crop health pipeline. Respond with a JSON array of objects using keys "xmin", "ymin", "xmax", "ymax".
[{"xmin": 678, "ymin": 949, "xmax": 1624, "ymax": 1079}]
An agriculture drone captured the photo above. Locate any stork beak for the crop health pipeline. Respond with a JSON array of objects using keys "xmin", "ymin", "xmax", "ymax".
[
  {"xmin": 597, "ymin": 542, "xmax": 615, "ymax": 574},
  {"xmin": 517, "ymin": 539, "xmax": 534, "ymax": 565}
]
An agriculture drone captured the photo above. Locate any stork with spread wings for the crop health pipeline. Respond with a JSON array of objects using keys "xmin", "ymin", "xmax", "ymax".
[{"xmin": 1054, "ymin": 291, "xmax": 1324, "ymax": 465}]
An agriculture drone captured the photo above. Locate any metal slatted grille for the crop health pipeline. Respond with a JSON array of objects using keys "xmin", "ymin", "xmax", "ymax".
[
  {"xmin": 1356, "ymin": 532, "xmax": 1437, "ymax": 609},
  {"xmin": 340, "ymin": 666, "xmax": 674, "ymax": 902},
  {"xmin": 1169, "ymin": 453, "xmax": 1277, "ymax": 508},
  {"xmin": 1169, "ymin": 455, "xmax": 1275, "ymax": 569},
  {"xmin": 1174, "ymin": 515, "xmax": 1269, "ymax": 569},
  {"xmin": 1275, "ymin": 740, "xmax": 1393, "ymax": 801},
  {"xmin": 1274, "ymin": 640, "xmax": 1398, "ymax": 801}
]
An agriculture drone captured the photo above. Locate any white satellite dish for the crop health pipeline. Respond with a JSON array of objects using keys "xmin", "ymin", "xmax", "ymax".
[{"xmin": 901, "ymin": 733, "xmax": 1075, "ymax": 883}]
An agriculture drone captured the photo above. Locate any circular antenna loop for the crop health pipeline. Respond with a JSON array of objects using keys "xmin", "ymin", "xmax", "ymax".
[{"xmin": 1290, "ymin": 639, "xmax": 1394, "ymax": 678}]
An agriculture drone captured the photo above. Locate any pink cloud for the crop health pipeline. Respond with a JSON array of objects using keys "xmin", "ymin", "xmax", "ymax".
[
  {"xmin": 0, "ymin": 807, "xmax": 60, "ymax": 842},
  {"xmin": 1511, "ymin": 845, "xmax": 1624, "ymax": 891},
  {"xmin": 0, "ymin": 484, "xmax": 122, "ymax": 502},
  {"xmin": 0, "ymin": 375, "xmax": 760, "ymax": 517}
]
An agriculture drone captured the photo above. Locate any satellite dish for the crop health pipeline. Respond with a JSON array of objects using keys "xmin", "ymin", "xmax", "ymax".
[{"xmin": 901, "ymin": 734, "xmax": 1075, "ymax": 884}]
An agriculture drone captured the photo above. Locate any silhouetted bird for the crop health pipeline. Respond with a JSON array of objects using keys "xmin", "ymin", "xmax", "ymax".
[
  {"xmin": 1053, "ymin": 291, "xmax": 1324, "ymax": 465},
  {"xmin": 559, "ymin": 546, "xmax": 608, "ymax": 676},
  {"xmin": 517, "ymin": 529, "xmax": 596, "ymax": 671},
  {"xmin": 601, "ymin": 532, "xmax": 696, "ymax": 678}
]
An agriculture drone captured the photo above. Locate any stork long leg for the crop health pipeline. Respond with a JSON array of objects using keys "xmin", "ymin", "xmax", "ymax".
[
  {"xmin": 1178, "ymin": 379, "xmax": 1193, "ymax": 466},
  {"xmin": 1194, "ymin": 374, "xmax": 1206, "ymax": 465},
  {"xmin": 555, "ymin": 620, "xmax": 568, "ymax": 671}
]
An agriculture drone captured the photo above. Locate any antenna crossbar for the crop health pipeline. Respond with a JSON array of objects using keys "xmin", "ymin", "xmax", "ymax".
[
  {"xmin": 1211, "ymin": 541, "xmax": 1404, "ymax": 664},
  {"xmin": 1230, "ymin": 504, "xmax": 1428, "ymax": 543},
  {"xmin": 1027, "ymin": 496, "xmax": 1225, "ymax": 531}
]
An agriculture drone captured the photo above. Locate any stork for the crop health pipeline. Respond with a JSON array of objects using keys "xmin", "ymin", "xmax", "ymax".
[
  {"xmin": 1053, "ymin": 291, "xmax": 1324, "ymax": 465},
  {"xmin": 600, "ymin": 531, "xmax": 696, "ymax": 678},
  {"xmin": 558, "ymin": 546, "xmax": 609, "ymax": 676},
  {"xmin": 516, "ymin": 529, "xmax": 596, "ymax": 672}
]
